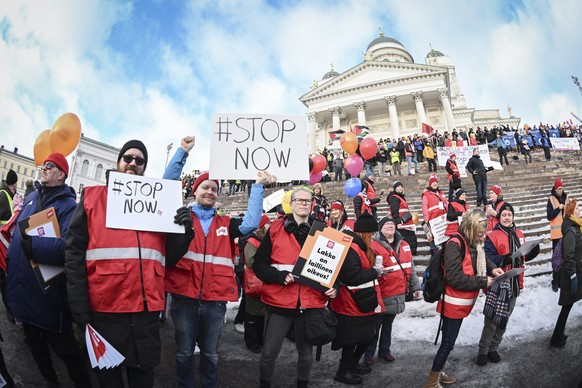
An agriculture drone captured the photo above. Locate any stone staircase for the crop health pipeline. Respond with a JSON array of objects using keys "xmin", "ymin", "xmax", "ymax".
[{"xmin": 199, "ymin": 148, "xmax": 582, "ymax": 276}]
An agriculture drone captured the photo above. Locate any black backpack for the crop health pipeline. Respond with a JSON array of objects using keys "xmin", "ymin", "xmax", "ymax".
[{"xmin": 422, "ymin": 234, "xmax": 465, "ymax": 303}]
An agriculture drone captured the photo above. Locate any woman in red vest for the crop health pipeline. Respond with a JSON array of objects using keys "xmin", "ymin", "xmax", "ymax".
[
  {"xmin": 253, "ymin": 188, "xmax": 337, "ymax": 388},
  {"xmin": 445, "ymin": 188, "xmax": 470, "ymax": 237},
  {"xmin": 485, "ymin": 185, "xmax": 504, "ymax": 232},
  {"xmin": 476, "ymin": 203, "xmax": 539, "ymax": 365},
  {"xmin": 364, "ymin": 216, "xmax": 421, "ymax": 365},
  {"xmin": 424, "ymin": 210, "xmax": 503, "ymax": 388},
  {"xmin": 330, "ymin": 211, "xmax": 385, "ymax": 385},
  {"xmin": 421, "ymin": 175, "xmax": 448, "ymax": 251},
  {"xmin": 327, "ymin": 200, "xmax": 355, "ymax": 232}
]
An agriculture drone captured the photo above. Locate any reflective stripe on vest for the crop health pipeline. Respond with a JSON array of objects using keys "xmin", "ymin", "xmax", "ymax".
[
  {"xmin": 384, "ymin": 261, "xmax": 412, "ymax": 273},
  {"xmin": 271, "ymin": 263, "xmax": 295, "ymax": 272},
  {"xmin": 347, "ymin": 279, "xmax": 377, "ymax": 290},
  {"xmin": 180, "ymin": 251, "xmax": 234, "ymax": 268},
  {"xmin": 87, "ymin": 247, "xmax": 165, "ymax": 265},
  {"xmin": 443, "ymin": 294, "xmax": 477, "ymax": 306}
]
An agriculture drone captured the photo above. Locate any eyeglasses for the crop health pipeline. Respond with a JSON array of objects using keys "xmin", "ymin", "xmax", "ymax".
[
  {"xmin": 122, "ymin": 155, "xmax": 146, "ymax": 166},
  {"xmin": 41, "ymin": 162, "xmax": 57, "ymax": 171},
  {"xmin": 292, "ymin": 198, "xmax": 311, "ymax": 205}
]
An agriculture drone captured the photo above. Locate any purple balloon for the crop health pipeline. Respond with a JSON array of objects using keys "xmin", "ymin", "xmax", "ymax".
[
  {"xmin": 344, "ymin": 178, "xmax": 362, "ymax": 197},
  {"xmin": 309, "ymin": 171, "xmax": 322, "ymax": 185},
  {"xmin": 345, "ymin": 154, "xmax": 364, "ymax": 177}
]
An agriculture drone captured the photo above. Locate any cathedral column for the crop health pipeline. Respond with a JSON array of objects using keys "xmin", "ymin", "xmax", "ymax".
[
  {"xmin": 354, "ymin": 102, "xmax": 367, "ymax": 126},
  {"xmin": 439, "ymin": 88, "xmax": 455, "ymax": 131},
  {"xmin": 307, "ymin": 112, "xmax": 318, "ymax": 153},
  {"xmin": 385, "ymin": 96, "xmax": 400, "ymax": 139},
  {"xmin": 411, "ymin": 92, "xmax": 427, "ymax": 126},
  {"xmin": 330, "ymin": 106, "xmax": 342, "ymax": 132}
]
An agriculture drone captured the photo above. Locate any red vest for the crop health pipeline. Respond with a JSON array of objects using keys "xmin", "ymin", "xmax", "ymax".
[
  {"xmin": 331, "ymin": 242, "xmax": 384, "ymax": 316},
  {"xmin": 437, "ymin": 236, "xmax": 480, "ymax": 319},
  {"xmin": 84, "ymin": 186, "xmax": 167, "ymax": 313},
  {"xmin": 165, "ymin": 214, "xmax": 238, "ymax": 301},
  {"xmin": 487, "ymin": 228, "xmax": 526, "ymax": 288},
  {"xmin": 423, "ymin": 190, "xmax": 448, "ymax": 222},
  {"xmin": 371, "ymin": 239, "xmax": 413, "ymax": 297},
  {"xmin": 486, "ymin": 200, "xmax": 504, "ymax": 232},
  {"xmin": 446, "ymin": 159, "xmax": 459, "ymax": 182},
  {"xmin": 354, "ymin": 193, "xmax": 372, "ymax": 217},
  {"xmin": 366, "ymin": 183, "xmax": 377, "ymax": 205},
  {"xmin": 548, "ymin": 196, "xmax": 564, "ymax": 240},
  {"xmin": 391, "ymin": 194, "xmax": 415, "ymax": 232},
  {"xmin": 445, "ymin": 201, "xmax": 470, "ymax": 236},
  {"xmin": 260, "ymin": 220, "xmax": 328, "ymax": 309},
  {"xmin": 444, "ymin": 139, "xmax": 453, "ymax": 147}
]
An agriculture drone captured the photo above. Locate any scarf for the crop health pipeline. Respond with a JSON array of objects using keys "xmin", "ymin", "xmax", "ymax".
[
  {"xmin": 499, "ymin": 223, "xmax": 522, "ymax": 297},
  {"xmin": 569, "ymin": 216, "xmax": 582, "ymax": 233},
  {"xmin": 475, "ymin": 242, "xmax": 487, "ymax": 278}
]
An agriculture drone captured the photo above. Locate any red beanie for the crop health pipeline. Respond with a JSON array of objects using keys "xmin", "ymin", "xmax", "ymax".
[
  {"xmin": 330, "ymin": 201, "xmax": 345, "ymax": 211},
  {"xmin": 259, "ymin": 214, "xmax": 271, "ymax": 229},
  {"xmin": 45, "ymin": 153, "xmax": 69, "ymax": 178},
  {"xmin": 490, "ymin": 185, "xmax": 502, "ymax": 197},
  {"xmin": 449, "ymin": 153, "xmax": 456, "ymax": 159},
  {"xmin": 428, "ymin": 175, "xmax": 439, "ymax": 186},
  {"xmin": 191, "ymin": 172, "xmax": 220, "ymax": 194},
  {"xmin": 553, "ymin": 178, "xmax": 563, "ymax": 189}
]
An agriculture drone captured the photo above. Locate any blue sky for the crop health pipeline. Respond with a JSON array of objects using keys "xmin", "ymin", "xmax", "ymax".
[{"xmin": 1, "ymin": 0, "xmax": 581, "ymax": 177}]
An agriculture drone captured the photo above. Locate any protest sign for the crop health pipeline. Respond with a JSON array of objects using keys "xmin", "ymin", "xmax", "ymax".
[
  {"xmin": 292, "ymin": 221, "xmax": 353, "ymax": 292},
  {"xmin": 106, "ymin": 171, "xmax": 184, "ymax": 233},
  {"xmin": 436, "ymin": 144, "xmax": 492, "ymax": 176},
  {"xmin": 263, "ymin": 189, "xmax": 285, "ymax": 213},
  {"xmin": 551, "ymin": 137, "xmax": 580, "ymax": 150},
  {"xmin": 210, "ymin": 113, "xmax": 309, "ymax": 181},
  {"xmin": 428, "ymin": 214, "xmax": 449, "ymax": 246}
]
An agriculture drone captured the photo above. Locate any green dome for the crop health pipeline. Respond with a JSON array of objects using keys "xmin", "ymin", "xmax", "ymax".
[
  {"xmin": 426, "ymin": 48, "xmax": 445, "ymax": 58},
  {"xmin": 367, "ymin": 35, "xmax": 404, "ymax": 50},
  {"xmin": 322, "ymin": 70, "xmax": 339, "ymax": 79}
]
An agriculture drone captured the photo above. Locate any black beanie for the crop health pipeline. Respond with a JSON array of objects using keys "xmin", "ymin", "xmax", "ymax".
[
  {"xmin": 378, "ymin": 216, "xmax": 394, "ymax": 230},
  {"xmin": 393, "ymin": 181, "xmax": 403, "ymax": 191},
  {"xmin": 497, "ymin": 202, "xmax": 514, "ymax": 220},
  {"xmin": 5, "ymin": 169, "xmax": 17, "ymax": 185},
  {"xmin": 118, "ymin": 140, "xmax": 149, "ymax": 171},
  {"xmin": 455, "ymin": 188, "xmax": 466, "ymax": 199},
  {"xmin": 354, "ymin": 211, "xmax": 378, "ymax": 233}
]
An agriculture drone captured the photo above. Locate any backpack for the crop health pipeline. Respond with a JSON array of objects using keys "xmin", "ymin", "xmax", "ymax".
[{"xmin": 422, "ymin": 234, "xmax": 465, "ymax": 303}]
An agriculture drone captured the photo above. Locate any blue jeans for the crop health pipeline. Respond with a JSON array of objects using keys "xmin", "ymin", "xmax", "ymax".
[
  {"xmin": 431, "ymin": 317, "xmax": 463, "ymax": 372},
  {"xmin": 406, "ymin": 156, "xmax": 418, "ymax": 174},
  {"xmin": 474, "ymin": 175, "xmax": 487, "ymax": 205},
  {"xmin": 365, "ymin": 313, "xmax": 396, "ymax": 357},
  {"xmin": 171, "ymin": 295, "xmax": 226, "ymax": 388},
  {"xmin": 365, "ymin": 163, "xmax": 375, "ymax": 177}
]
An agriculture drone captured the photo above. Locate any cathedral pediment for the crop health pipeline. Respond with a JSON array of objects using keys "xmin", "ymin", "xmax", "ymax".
[{"xmin": 300, "ymin": 61, "xmax": 446, "ymax": 104}]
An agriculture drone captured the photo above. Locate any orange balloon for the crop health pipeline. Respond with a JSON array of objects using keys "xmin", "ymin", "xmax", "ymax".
[
  {"xmin": 412, "ymin": 212, "xmax": 420, "ymax": 225},
  {"xmin": 49, "ymin": 113, "xmax": 82, "ymax": 157},
  {"xmin": 34, "ymin": 130, "xmax": 52, "ymax": 166},
  {"xmin": 340, "ymin": 132, "xmax": 358, "ymax": 154}
]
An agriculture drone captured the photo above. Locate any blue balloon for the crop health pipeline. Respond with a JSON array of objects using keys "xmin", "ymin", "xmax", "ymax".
[{"xmin": 344, "ymin": 178, "xmax": 362, "ymax": 197}]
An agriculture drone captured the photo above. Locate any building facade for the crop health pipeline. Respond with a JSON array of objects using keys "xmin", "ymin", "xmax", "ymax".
[
  {"xmin": 0, "ymin": 146, "xmax": 38, "ymax": 194},
  {"xmin": 299, "ymin": 33, "xmax": 521, "ymax": 151},
  {"xmin": 68, "ymin": 134, "xmax": 119, "ymax": 195}
]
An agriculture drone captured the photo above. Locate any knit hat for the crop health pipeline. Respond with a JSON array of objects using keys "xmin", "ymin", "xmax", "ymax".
[
  {"xmin": 44, "ymin": 153, "xmax": 69, "ymax": 178},
  {"xmin": 259, "ymin": 214, "xmax": 271, "ymax": 229},
  {"xmin": 378, "ymin": 216, "xmax": 395, "ymax": 230},
  {"xmin": 118, "ymin": 140, "xmax": 149, "ymax": 171},
  {"xmin": 489, "ymin": 185, "xmax": 502, "ymax": 197},
  {"xmin": 330, "ymin": 200, "xmax": 345, "ymax": 211},
  {"xmin": 428, "ymin": 175, "xmax": 439, "ymax": 186},
  {"xmin": 449, "ymin": 153, "xmax": 456, "ymax": 159},
  {"xmin": 497, "ymin": 202, "xmax": 514, "ymax": 219},
  {"xmin": 354, "ymin": 211, "xmax": 378, "ymax": 233},
  {"xmin": 393, "ymin": 181, "xmax": 403, "ymax": 191},
  {"xmin": 5, "ymin": 169, "xmax": 17, "ymax": 185},
  {"xmin": 455, "ymin": 188, "xmax": 466, "ymax": 199},
  {"xmin": 191, "ymin": 171, "xmax": 220, "ymax": 194},
  {"xmin": 553, "ymin": 178, "xmax": 563, "ymax": 190}
]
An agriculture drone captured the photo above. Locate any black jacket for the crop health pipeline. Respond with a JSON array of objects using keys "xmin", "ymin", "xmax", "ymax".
[
  {"xmin": 465, "ymin": 155, "xmax": 488, "ymax": 179},
  {"xmin": 559, "ymin": 217, "xmax": 582, "ymax": 306}
]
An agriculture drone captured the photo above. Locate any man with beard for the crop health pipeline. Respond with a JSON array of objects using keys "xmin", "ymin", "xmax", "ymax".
[
  {"xmin": 387, "ymin": 181, "xmax": 418, "ymax": 254},
  {"xmin": 66, "ymin": 140, "xmax": 194, "ymax": 387}
]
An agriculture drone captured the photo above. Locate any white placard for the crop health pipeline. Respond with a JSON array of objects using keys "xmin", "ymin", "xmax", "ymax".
[
  {"xmin": 209, "ymin": 113, "xmax": 309, "ymax": 181},
  {"xmin": 106, "ymin": 172, "xmax": 185, "ymax": 233},
  {"xmin": 436, "ymin": 144, "xmax": 492, "ymax": 177},
  {"xmin": 429, "ymin": 214, "xmax": 450, "ymax": 246},
  {"xmin": 263, "ymin": 189, "xmax": 285, "ymax": 212},
  {"xmin": 300, "ymin": 234, "xmax": 346, "ymax": 283},
  {"xmin": 551, "ymin": 137, "xmax": 580, "ymax": 150}
]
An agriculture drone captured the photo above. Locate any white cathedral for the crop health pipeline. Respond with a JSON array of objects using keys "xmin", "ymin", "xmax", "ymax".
[{"xmin": 299, "ymin": 32, "xmax": 521, "ymax": 152}]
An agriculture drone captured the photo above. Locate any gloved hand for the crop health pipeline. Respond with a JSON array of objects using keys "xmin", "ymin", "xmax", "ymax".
[
  {"xmin": 571, "ymin": 275, "xmax": 578, "ymax": 296},
  {"xmin": 487, "ymin": 166, "xmax": 494, "ymax": 171},
  {"xmin": 514, "ymin": 256, "xmax": 523, "ymax": 267},
  {"xmin": 174, "ymin": 207, "xmax": 193, "ymax": 228},
  {"xmin": 525, "ymin": 244, "xmax": 540, "ymax": 262},
  {"xmin": 20, "ymin": 233, "xmax": 33, "ymax": 260},
  {"xmin": 73, "ymin": 312, "xmax": 91, "ymax": 329},
  {"xmin": 501, "ymin": 254, "xmax": 513, "ymax": 266}
]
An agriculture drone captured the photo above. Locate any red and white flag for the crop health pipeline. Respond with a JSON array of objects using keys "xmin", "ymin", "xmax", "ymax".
[
  {"xmin": 85, "ymin": 324, "xmax": 125, "ymax": 369},
  {"xmin": 422, "ymin": 123, "xmax": 434, "ymax": 135}
]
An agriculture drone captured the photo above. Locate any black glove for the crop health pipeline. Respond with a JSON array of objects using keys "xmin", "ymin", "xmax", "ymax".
[
  {"xmin": 20, "ymin": 233, "xmax": 33, "ymax": 260},
  {"xmin": 514, "ymin": 256, "xmax": 523, "ymax": 267},
  {"xmin": 174, "ymin": 207, "xmax": 193, "ymax": 228},
  {"xmin": 487, "ymin": 166, "xmax": 494, "ymax": 171},
  {"xmin": 525, "ymin": 244, "xmax": 540, "ymax": 262},
  {"xmin": 501, "ymin": 254, "xmax": 513, "ymax": 266},
  {"xmin": 72, "ymin": 312, "xmax": 91, "ymax": 329}
]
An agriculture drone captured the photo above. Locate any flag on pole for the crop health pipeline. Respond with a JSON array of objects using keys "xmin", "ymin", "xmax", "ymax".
[
  {"xmin": 353, "ymin": 125, "xmax": 369, "ymax": 137},
  {"xmin": 422, "ymin": 122, "xmax": 434, "ymax": 135},
  {"xmin": 329, "ymin": 132, "xmax": 336, "ymax": 141}
]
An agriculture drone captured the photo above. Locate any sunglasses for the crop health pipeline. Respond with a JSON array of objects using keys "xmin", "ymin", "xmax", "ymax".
[
  {"xmin": 122, "ymin": 155, "xmax": 146, "ymax": 166},
  {"xmin": 41, "ymin": 162, "xmax": 57, "ymax": 171}
]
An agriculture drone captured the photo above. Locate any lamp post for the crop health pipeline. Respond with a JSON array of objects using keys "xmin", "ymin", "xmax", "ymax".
[
  {"xmin": 573, "ymin": 75, "xmax": 582, "ymax": 96},
  {"xmin": 165, "ymin": 142, "xmax": 173, "ymax": 169}
]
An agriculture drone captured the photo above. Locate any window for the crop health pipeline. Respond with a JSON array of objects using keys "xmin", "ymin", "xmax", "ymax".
[
  {"xmin": 17, "ymin": 165, "xmax": 21, "ymax": 173},
  {"xmin": 81, "ymin": 160, "xmax": 89, "ymax": 177},
  {"xmin": 95, "ymin": 164, "xmax": 103, "ymax": 181},
  {"xmin": 24, "ymin": 167, "xmax": 28, "ymax": 176}
]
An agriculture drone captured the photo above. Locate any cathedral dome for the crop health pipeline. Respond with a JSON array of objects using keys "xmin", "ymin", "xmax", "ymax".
[
  {"xmin": 365, "ymin": 32, "xmax": 413, "ymax": 63},
  {"xmin": 322, "ymin": 64, "xmax": 340, "ymax": 80},
  {"xmin": 367, "ymin": 35, "xmax": 405, "ymax": 50}
]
